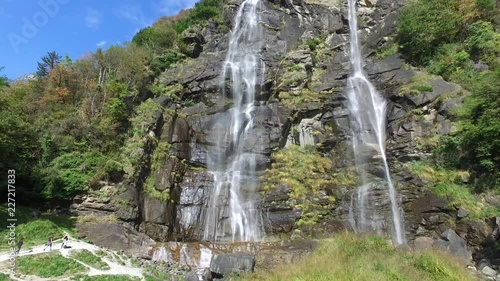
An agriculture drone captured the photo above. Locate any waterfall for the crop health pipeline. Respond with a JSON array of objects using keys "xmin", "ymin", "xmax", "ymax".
[
  {"xmin": 203, "ymin": 0, "xmax": 264, "ymax": 242},
  {"xmin": 346, "ymin": 0, "xmax": 405, "ymax": 245}
]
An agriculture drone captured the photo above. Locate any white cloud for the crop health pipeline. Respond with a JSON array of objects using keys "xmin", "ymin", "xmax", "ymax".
[
  {"xmin": 96, "ymin": 41, "xmax": 107, "ymax": 47},
  {"xmin": 85, "ymin": 8, "xmax": 102, "ymax": 29},
  {"xmin": 113, "ymin": 5, "xmax": 152, "ymax": 28},
  {"xmin": 156, "ymin": 0, "xmax": 199, "ymax": 16}
]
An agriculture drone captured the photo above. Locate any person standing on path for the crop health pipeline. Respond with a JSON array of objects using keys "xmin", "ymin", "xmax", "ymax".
[
  {"xmin": 43, "ymin": 236, "xmax": 53, "ymax": 251},
  {"xmin": 61, "ymin": 235, "xmax": 68, "ymax": 249},
  {"xmin": 15, "ymin": 238, "xmax": 23, "ymax": 254}
]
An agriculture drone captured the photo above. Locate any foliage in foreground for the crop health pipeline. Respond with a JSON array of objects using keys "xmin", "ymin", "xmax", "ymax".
[
  {"xmin": 16, "ymin": 252, "xmax": 86, "ymax": 278},
  {"xmin": 238, "ymin": 234, "xmax": 473, "ymax": 281}
]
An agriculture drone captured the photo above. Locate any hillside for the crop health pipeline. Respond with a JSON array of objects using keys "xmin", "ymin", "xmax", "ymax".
[{"xmin": 0, "ymin": 0, "xmax": 499, "ymax": 280}]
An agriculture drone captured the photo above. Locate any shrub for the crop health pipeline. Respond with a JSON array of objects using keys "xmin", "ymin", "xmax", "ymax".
[
  {"xmin": 427, "ymin": 45, "xmax": 473, "ymax": 79},
  {"xmin": 465, "ymin": 20, "xmax": 500, "ymax": 67},
  {"xmin": 306, "ymin": 37, "xmax": 323, "ymax": 51},
  {"xmin": 262, "ymin": 145, "xmax": 356, "ymax": 227},
  {"xmin": 174, "ymin": 0, "xmax": 224, "ymax": 33},
  {"xmin": 397, "ymin": 0, "xmax": 462, "ymax": 65},
  {"xmin": 40, "ymin": 151, "xmax": 109, "ymax": 200},
  {"xmin": 433, "ymin": 69, "xmax": 500, "ymax": 191}
]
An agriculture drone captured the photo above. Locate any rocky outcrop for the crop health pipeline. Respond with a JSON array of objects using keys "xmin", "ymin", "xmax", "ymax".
[
  {"xmin": 148, "ymin": 239, "xmax": 317, "ymax": 280},
  {"xmin": 433, "ymin": 229, "xmax": 473, "ymax": 262},
  {"xmin": 68, "ymin": 1, "xmax": 500, "ymax": 275},
  {"xmin": 77, "ymin": 222, "xmax": 154, "ymax": 258},
  {"xmin": 210, "ymin": 254, "xmax": 255, "ymax": 278}
]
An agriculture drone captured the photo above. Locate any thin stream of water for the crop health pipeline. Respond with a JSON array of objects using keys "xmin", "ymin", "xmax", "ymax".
[
  {"xmin": 346, "ymin": 0, "xmax": 405, "ymax": 245},
  {"xmin": 203, "ymin": 0, "xmax": 264, "ymax": 242}
]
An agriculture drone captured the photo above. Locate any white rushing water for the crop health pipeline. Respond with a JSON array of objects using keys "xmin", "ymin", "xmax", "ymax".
[
  {"xmin": 346, "ymin": 0, "xmax": 405, "ymax": 245},
  {"xmin": 203, "ymin": 0, "xmax": 264, "ymax": 242}
]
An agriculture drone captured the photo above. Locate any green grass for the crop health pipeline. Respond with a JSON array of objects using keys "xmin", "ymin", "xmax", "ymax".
[
  {"xmin": 71, "ymin": 249, "xmax": 110, "ymax": 270},
  {"xmin": 407, "ymin": 161, "xmax": 500, "ymax": 219},
  {"xmin": 0, "ymin": 205, "xmax": 76, "ymax": 250},
  {"xmin": 144, "ymin": 266, "xmax": 173, "ymax": 281},
  {"xmin": 410, "ymin": 83, "xmax": 433, "ymax": 92},
  {"xmin": 0, "ymin": 273, "xmax": 11, "ymax": 281},
  {"xmin": 71, "ymin": 274, "xmax": 141, "ymax": 281},
  {"xmin": 16, "ymin": 252, "xmax": 86, "ymax": 278},
  {"xmin": 399, "ymin": 72, "xmax": 437, "ymax": 96},
  {"xmin": 237, "ymin": 233, "xmax": 473, "ymax": 281},
  {"xmin": 376, "ymin": 42, "xmax": 400, "ymax": 59}
]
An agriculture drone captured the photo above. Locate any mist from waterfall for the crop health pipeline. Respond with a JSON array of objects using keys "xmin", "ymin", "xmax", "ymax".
[
  {"xmin": 346, "ymin": 0, "xmax": 405, "ymax": 245},
  {"xmin": 203, "ymin": 0, "xmax": 264, "ymax": 242}
]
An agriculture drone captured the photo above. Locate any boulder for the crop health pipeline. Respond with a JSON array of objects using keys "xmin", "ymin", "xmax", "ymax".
[
  {"xmin": 414, "ymin": 237, "xmax": 434, "ymax": 251},
  {"xmin": 210, "ymin": 253, "xmax": 255, "ymax": 278},
  {"xmin": 482, "ymin": 266, "xmax": 497, "ymax": 277},
  {"xmin": 76, "ymin": 222, "xmax": 154, "ymax": 258},
  {"xmin": 432, "ymin": 229, "xmax": 472, "ymax": 262}
]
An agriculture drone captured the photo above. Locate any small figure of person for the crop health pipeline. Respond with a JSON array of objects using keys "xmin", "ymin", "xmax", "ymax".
[
  {"xmin": 61, "ymin": 235, "xmax": 68, "ymax": 249},
  {"xmin": 43, "ymin": 236, "xmax": 53, "ymax": 251},
  {"xmin": 16, "ymin": 238, "xmax": 24, "ymax": 254},
  {"xmin": 31, "ymin": 210, "xmax": 38, "ymax": 219}
]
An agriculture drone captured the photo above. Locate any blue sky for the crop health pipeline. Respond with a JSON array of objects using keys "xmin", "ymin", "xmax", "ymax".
[{"xmin": 1, "ymin": 0, "xmax": 199, "ymax": 79}]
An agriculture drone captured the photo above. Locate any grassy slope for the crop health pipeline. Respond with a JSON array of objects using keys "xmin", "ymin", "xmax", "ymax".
[
  {"xmin": 0, "ymin": 205, "xmax": 76, "ymax": 250},
  {"xmin": 238, "ymin": 234, "xmax": 474, "ymax": 281},
  {"xmin": 16, "ymin": 252, "xmax": 86, "ymax": 278}
]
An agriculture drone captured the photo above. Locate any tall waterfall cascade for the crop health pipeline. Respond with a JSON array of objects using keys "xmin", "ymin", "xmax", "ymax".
[
  {"xmin": 346, "ymin": 0, "xmax": 406, "ymax": 245},
  {"xmin": 203, "ymin": 0, "xmax": 264, "ymax": 242}
]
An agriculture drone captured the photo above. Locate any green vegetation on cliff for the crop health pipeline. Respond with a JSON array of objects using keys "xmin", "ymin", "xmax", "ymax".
[
  {"xmin": 239, "ymin": 234, "xmax": 473, "ymax": 281},
  {"xmin": 397, "ymin": 0, "xmax": 500, "ymax": 192},
  {"xmin": 262, "ymin": 145, "xmax": 356, "ymax": 227}
]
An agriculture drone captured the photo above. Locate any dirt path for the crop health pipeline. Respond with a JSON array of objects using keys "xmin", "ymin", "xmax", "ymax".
[{"xmin": 0, "ymin": 236, "xmax": 145, "ymax": 280}]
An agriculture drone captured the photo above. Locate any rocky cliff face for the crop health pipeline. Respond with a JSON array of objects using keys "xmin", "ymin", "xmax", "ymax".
[{"xmin": 71, "ymin": 0, "xmax": 499, "ymax": 271}]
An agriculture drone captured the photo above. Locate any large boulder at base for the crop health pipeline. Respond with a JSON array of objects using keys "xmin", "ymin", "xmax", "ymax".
[
  {"xmin": 432, "ymin": 229, "xmax": 472, "ymax": 262},
  {"xmin": 77, "ymin": 222, "xmax": 154, "ymax": 258},
  {"xmin": 210, "ymin": 253, "xmax": 255, "ymax": 278}
]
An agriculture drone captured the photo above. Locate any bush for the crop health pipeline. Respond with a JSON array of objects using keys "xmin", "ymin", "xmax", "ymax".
[
  {"xmin": 397, "ymin": 0, "xmax": 462, "ymax": 65},
  {"xmin": 150, "ymin": 50, "xmax": 184, "ymax": 74},
  {"xmin": 132, "ymin": 21, "xmax": 176, "ymax": 54},
  {"xmin": 454, "ymin": 69, "xmax": 500, "ymax": 190},
  {"xmin": 465, "ymin": 20, "xmax": 500, "ymax": 67},
  {"xmin": 306, "ymin": 37, "xmax": 323, "ymax": 51},
  {"xmin": 262, "ymin": 145, "xmax": 355, "ymax": 226},
  {"xmin": 174, "ymin": 0, "xmax": 224, "ymax": 33},
  {"xmin": 407, "ymin": 161, "xmax": 499, "ymax": 218},
  {"xmin": 40, "ymin": 150, "xmax": 114, "ymax": 200},
  {"xmin": 428, "ymin": 45, "xmax": 473, "ymax": 79}
]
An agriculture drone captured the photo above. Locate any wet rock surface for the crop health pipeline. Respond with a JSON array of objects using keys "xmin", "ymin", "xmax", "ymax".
[
  {"xmin": 67, "ymin": 0, "xmax": 500, "ymax": 278},
  {"xmin": 210, "ymin": 253, "xmax": 255, "ymax": 278}
]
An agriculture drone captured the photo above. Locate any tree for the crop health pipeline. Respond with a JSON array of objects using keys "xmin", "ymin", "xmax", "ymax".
[
  {"xmin": 0, "ymin": 66, "xmax": 8, "ymax": 89},
  {"xmin": 36, "ymin": 51, "xmax": 62, "ymax": 77},
  {"xmin": 132, "ymin": 21, "xmax": 176, "ymax": 55}
]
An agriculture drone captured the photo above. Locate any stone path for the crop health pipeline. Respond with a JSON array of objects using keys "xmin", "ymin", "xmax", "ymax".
[{"xmin": 0, "ymin": 236, "xmax": 145, "ymax": 280}]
